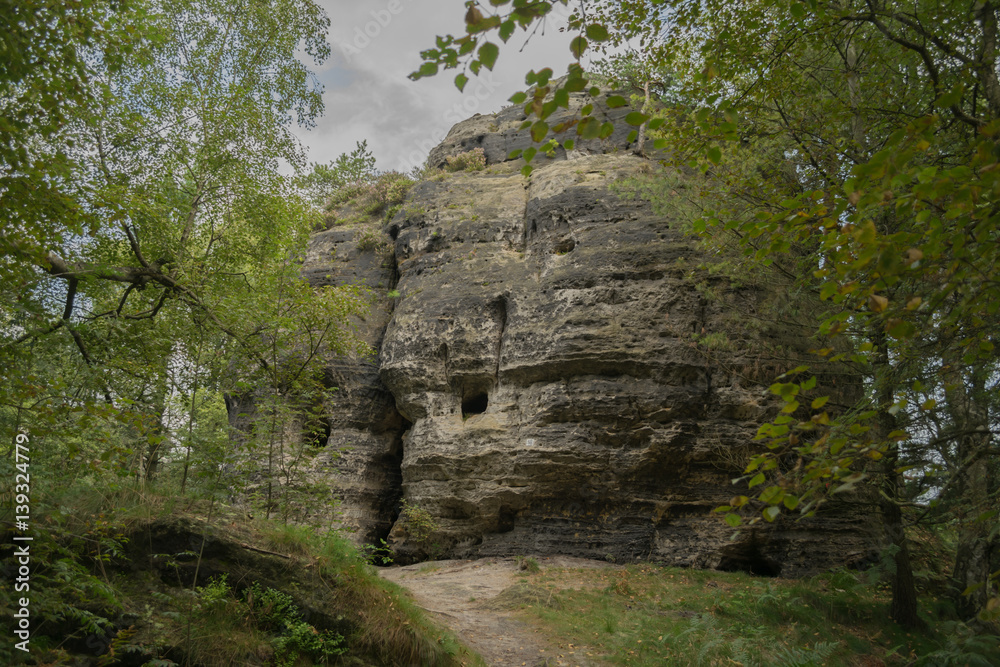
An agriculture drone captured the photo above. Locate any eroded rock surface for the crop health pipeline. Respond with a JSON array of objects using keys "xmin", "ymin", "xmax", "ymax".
[{"xmin": 253, "ymin": 96, "xmax": 879, "ymax": 576}]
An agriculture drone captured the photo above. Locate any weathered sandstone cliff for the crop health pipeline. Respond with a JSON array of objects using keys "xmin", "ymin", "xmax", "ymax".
[{"xmin": 262, "ymin": 94, "xmax": 879, "ymax": 576}]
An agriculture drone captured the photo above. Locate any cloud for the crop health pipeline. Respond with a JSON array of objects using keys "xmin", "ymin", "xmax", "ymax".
[{"xmin": 297, "ymin": 0, "xmax": 578, "ymax": 172}]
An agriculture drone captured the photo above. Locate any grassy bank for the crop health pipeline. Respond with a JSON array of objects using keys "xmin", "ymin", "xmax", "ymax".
[
  {"xmin": 0, "ymin": 484, "xmax": 480, "ymax": 666},
  {"xmin": 498, "ymin": 561, "xmax": 999, "ymax": 666}
]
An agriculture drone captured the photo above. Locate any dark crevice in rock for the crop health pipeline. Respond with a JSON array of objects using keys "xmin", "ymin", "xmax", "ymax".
[
  {"xmin": 304, "ymin": 416, "xmax": 331, "ymax": 448},
  {"xmin": 387, "ymin": 251, "xmax": 401, "ymax": 292},
  {"xmin": 373, "ymin": 414, "xmax": 408, "ymax": 551},
  {"xmin": 461, "ymin": 391, "xmax": 489, "ymax": 417},
  {"xmin": 717, "ymin": 538, "xmax": 782, "ymax": 577}
]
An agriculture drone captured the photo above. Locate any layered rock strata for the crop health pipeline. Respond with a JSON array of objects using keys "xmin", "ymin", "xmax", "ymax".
[{"xmin": 241, "ymin": 93, "xmax": 879, "ymax": 576}]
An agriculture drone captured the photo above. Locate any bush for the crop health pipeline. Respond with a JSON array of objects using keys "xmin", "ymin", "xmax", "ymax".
[
  {"xmin": 444, "ymin": 148, "xmax": 486, "ymax": 172},
  {"xmin": 243, "ymin": 581, "xmax": 347, "ymax": 665},
  {"xmin": 400, "ymin": 500, "xmax": 441, "ymax": 557},
  {"xmin": 330, "ymin": 171, "xmax": 413, "ymax": 217},
  {"xmin": 354, "ymin": 226, "xmax": 392, "ymax": 257}
]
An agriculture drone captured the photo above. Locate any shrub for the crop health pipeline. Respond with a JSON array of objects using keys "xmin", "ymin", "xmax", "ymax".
[
  {"xmin": 444, "ymin": 148, "xmax": 486, "ymax": 172},
  {"xmin": 354, "ymin": 226, "xmax": 392, "ymax": 257},
  {"xmin": 244, "ymin": 582, "xmax": 347, "ymax": 665},
  {"xmin": 400, "ymin": 500, "xmax": 440, "ymax": 557},
  {"xmin": 330, "ymin": 171, "xmax": 413, "ymax": 217}
]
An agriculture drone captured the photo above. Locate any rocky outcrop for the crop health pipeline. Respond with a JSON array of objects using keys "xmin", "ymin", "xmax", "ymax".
[
  {"xmin": 296, "ymin": 226, "xmax": 406, "ymax": 543},
  {"xmin": 248, "ymin": 94, "xmax": 879, "ymax": 576}
]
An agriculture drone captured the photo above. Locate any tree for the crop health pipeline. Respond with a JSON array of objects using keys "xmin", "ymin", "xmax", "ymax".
[
  {"xmin": 0, "ymin": 0, "xmax": 137, "ymax": 284},
  {"xmin": 299, "ymin": 140, "xmax": 379, "ymax": 206},
  {"xmin": 413, "ymin": 0, "xmax": 1000, "ymax": 628},
  {"xmin": 1, "ymin": 0, "xmax": 364, "ymax": 486}
]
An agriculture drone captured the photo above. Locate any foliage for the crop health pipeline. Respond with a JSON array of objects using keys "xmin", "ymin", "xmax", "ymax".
[
  {"xmin": 399, "ymin": 499, "xmax": 441, "ymax": 558},
  {"xmin": 0, "ymin": 0, "xmax": 138, "ymax": 283},
  {"xmin": 361, "ymin": 538, "xmax": 395, "ymax": 566},
  {"xmin": 0, "ymin": 0, "xmax": 356, "ymax": 494},
  {"xmin": 445, "ymin": 147, "xmax": 487, "ymax": 172},
  {"xmin": 329, "ymin": 170, "xmax": 415, "ymax": 217},
  {"xmin": 300, "ymin": 140, "xmax": 379, "ymax": 205},
  {"xmin": 242, "ymin": 581, "xmax": 347, "ymax": 665},
  {"xmin": 354, "ymin": 226, "xmax": 394, "ymax": 256}
]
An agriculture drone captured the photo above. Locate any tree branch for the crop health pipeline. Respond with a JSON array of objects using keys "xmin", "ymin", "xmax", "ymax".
[
  {"xmin": 857, "ymin": 1, "xmax": 983, "ymax": 127},
  {"xmin": 62, "ymin": 278, "xmax": 78, "ymax": 321}
]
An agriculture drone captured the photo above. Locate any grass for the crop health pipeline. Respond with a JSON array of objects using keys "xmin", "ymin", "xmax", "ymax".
[
  {"xmin": 0, "ymin": 479, "xmax": 482, "ymax": 666},
  {"xmin": 498, "ymin": 563, "xmax": 1000, "ymax": 666},
  {"xmin": 516, "ymin": 555, "xmax": 541, "ymax": 573}
]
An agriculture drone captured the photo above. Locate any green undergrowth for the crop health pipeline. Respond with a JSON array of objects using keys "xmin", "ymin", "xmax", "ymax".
[
  {"xmin": 319, "ymin": 171, "xmax": 413, "ymax": 230},
  {"xmin": 0, "ymin": 482, "xmax": 480, "ymax": 666},
  {"xmin": 504, "ymin": 564, "xmax": 1000, "ymax": 666}
]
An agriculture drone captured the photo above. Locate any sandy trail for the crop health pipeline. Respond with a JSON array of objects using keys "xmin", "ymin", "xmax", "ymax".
[{"xmin": 378, "ymin": 556, "xmax": 613, "ymax": 667}]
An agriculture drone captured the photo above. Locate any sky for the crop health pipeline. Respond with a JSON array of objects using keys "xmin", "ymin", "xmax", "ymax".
[{"xmin": 297, "ymin": 0, "xmax": 580, "ymax": 174}]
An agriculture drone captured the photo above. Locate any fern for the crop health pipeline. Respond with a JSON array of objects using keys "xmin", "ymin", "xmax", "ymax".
[
  {"xmin": 917, "ymin": 624, "xmax": 1000, "ymax": 666},
  {"xmin": 772, "ymin": 641, "xmax": 841, "ymax": 667}
]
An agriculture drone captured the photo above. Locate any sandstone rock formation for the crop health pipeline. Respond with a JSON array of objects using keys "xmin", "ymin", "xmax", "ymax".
[{"xmin": 245, "ymin": 92, "xmax": 880, "ymax": 576}]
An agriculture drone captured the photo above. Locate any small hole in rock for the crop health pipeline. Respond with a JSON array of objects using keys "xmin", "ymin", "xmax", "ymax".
[{"xmin": 462, "ymin": 392, "xmax": 488, "ymax": 417}]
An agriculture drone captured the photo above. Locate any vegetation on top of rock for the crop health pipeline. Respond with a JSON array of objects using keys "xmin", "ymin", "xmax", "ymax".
[
  {"xmin": 444, "ymin": 147, "xmax": 487, "ymax": 173},
  {"xmin": 328, "ymin": 171, "xmax": 414, "ymax": 219},
  {"xmin": 302, "ymin": 140, "xmax": 415, "ymax": 229},
  {"xmin": 300, "ymin": 140, "xmax": 380, "ymax": 206}
]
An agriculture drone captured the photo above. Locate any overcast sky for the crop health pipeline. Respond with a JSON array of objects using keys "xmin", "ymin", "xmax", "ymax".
[{"xmin": 297, "ymin": 0, "xmax": 580, "ymax": 174}]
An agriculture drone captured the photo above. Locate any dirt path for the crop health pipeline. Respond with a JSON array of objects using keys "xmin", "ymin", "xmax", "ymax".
[{"xmin": 378, "ymin": 556, "xmax": 614, "ymax": 667}]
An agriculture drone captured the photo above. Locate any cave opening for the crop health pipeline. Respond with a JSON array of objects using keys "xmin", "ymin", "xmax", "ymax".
[
  {"xmin": 462, "ymin": 392, "xmax": 489, "ymax": 417},
  {"xmin": 716, "ymin": 542, "xmax": 781, "ymax": 577}
]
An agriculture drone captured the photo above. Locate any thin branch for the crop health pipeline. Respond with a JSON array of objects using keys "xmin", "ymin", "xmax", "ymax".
[{"xmin": 116, "ymin": 284, "xmax": 136, "ymax": 317}]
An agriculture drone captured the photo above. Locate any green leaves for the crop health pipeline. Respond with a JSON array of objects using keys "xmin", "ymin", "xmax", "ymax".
[
  {"xmin": 478, "ymin": 41, "xmax": 499, "ymax": 70},
  {"xmin": 624, "ymin": 111, "xmax": 649, "ymax": 126},
  {"xmin": 530, "ymin": 120, "xmax": 549, "ymax": 142},
  {"xmin": 585, "ymin": 24, "xmax": 609, "ymax": 42}
]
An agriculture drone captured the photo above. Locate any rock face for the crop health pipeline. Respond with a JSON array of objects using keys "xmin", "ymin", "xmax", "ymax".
[
  {"xmin": 296, "ymin": 226, "xmax": 406, "ymax": 544},
  {"xmin": 253, "ymin": 93, "xmax": 880, "ymax": 576}
]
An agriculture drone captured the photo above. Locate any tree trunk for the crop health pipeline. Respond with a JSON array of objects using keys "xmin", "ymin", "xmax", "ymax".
[
  {"xmin": 880, "ymin": 460, "xmax": 924, "ymax": 629},
  {"xmin": 947, "ymin": 366, "xmax": 998, "ymax": 623},
  {"xmin": 143, "ymin": 373, "xmax": 169, "ymax": 481},
  {"xmin": 872, "ymin": 327, "xmax": 924, "ymax": 629}
]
